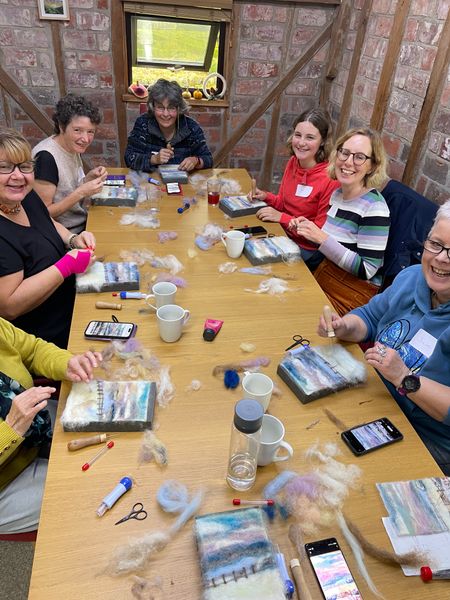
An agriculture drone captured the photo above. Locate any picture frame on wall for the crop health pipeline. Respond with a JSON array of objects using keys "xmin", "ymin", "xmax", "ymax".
[{"xmin": 37, "ymin": 0, "xmax": 70, "ymax": 20}]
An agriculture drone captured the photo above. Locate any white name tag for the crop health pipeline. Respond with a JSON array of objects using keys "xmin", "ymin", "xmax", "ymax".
[
  {"xmin": 409, "ymin": 329, "xmax": 437, "ymax": 358},
  {"xmin": 295, "ymin": 184, "xmax": 313, "ymax": 197}
]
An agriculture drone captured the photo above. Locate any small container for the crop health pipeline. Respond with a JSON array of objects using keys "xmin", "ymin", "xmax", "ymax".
[
  {"xmin": 226, "ymin": 399, "xmax": 263, "ymax": 491},
  {"xmin": 207, "ymin": 177, "xmax": 221, "ymax": 206}
]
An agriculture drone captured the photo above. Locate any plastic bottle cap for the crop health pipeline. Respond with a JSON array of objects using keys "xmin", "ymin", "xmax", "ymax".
[
  {"xmin": 234, "ymin": 399, "xmax": 264, "ymax": 433},
  {"xmin": 420, "ymin": 566, "xmax": 432, "ymax": 582},
  {"xmin": 203, "ymin": 328, "xmax": 216, "ymax": 341}
]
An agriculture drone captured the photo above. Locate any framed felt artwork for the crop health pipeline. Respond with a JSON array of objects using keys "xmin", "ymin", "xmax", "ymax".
[{"xmin": 37, "ymin": 0, "xmax": 70, "ymax": 21}]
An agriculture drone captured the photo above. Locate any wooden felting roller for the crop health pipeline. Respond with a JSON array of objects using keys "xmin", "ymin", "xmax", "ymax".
[{"xmin": 95, "ymin": 301, "xmax": 122, "ymax": 310}]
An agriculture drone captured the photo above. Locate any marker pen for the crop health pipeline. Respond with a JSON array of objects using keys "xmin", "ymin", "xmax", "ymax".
[
  {"xmin": 113, "ymin": 291, "xmax": 148, "ymax": 299},
  {"xmin": 97, "ymin": 476, "xmax": 132, "ymax": 516},
  {"xmin": 148, "ymin": 177, "xmax": 160, "ymax": 185}
]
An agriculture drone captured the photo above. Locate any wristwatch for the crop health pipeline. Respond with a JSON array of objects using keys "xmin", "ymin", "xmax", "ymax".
[{"xmin": 397, "ymin": 374, "xmax": 421, "ymax": 396}]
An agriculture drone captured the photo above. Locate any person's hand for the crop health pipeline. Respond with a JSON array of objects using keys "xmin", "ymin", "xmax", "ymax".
[
  {"xmin": 247, "ymin": 187, "xmax": 267, "ymax": 202},
  {"xmin": 66, "ymin": 351, "xmax": 102, "ymax": 383},
  {"xmin": 292, "ymin": 216, "xmax": 328, "ymax": 244},
  {"xmin": 78, "ymin": 175, "xmax": 105, "ymax": 198},
  {"xmin": 74, "ymin": 231, "xmax": 96, "ymax": 251},
  {"xmin": 179, "ymin": 156, "xmax": 198, "ymax": 171},
  {"xmin": 256, "ymin": 206, "xmax": 282, "ymax": 223},
  {"xmin": 5, "ymin": 387, "xmax": 55, "ymax": 437},
  {"xmin": 317, "ymin": 310, "xmax": 345, "ymax": 338},
  {"xmin": 153, "ymin": 148, "xmax": 174, "ymax": 165},
  {"xmin": 364, "ymin": 342, "xmax": 409, "ymax": 387},
  {"xmin": 85, "ymin": 166, "xmax": 108, "ymax": 182}
]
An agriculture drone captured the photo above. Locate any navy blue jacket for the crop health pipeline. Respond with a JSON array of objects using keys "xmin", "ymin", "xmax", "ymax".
[{"xmin": 124, "ymin": 113, "xmax": 213, "ymax": 172}]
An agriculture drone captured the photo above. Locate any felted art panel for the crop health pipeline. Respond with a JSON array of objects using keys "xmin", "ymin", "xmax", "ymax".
[
  {"xmin": 219, "ymin": 195, "xmax": 267, "ymax": 218},
  {"xmin": 76, "ymin": 261, "xmax": 140, "ymax": 293},
  {"xmin": 243, "ymin": 236, "xmax": 301, "ymax": 265}
]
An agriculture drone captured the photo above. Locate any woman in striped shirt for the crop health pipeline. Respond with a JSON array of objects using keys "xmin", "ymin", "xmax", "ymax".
[{"xmin": 290, "ymin": 128, "xmax": 390, "ymax": 314}]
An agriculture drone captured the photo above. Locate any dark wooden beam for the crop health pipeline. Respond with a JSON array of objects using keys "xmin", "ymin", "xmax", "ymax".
[
  {"xmin": 214, "ymin": 22, "xmax": 333, "ymax": 166},
  {"xmin": 0, "ymin": 88, "xmax": 12, "ymax": 127},
  {"xmin": 51, "ymin": 22, "xmax": 66, "ymax": 97},
  {"xmin": 320, "ymin": 0, "xmax": 351, "ymax": 106},
  {"xmin": 0, "ymin": 65, "xmax": 53, "ymax": 135},
  {"xmin": 111, "ymin": 0, "xmax": 129, "ymax": 166},
  {"xmin": 336, "ymin": 0, "xmax": 373, "ymax": 137},
  {"xmin": 370, "ymin": 0, "xmax": 410, "ymax": 131},
  {"xmin": 402, "ymin": 9, "xmax": 450, "ymax": 187}
]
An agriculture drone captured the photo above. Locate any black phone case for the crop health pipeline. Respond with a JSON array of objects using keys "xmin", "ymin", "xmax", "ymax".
[
  {"xmin": 341, "ymin": 418, "xmax": 403, "ymax": 456},
  {"xmin": 84, "ymin": 321, "xmax": 136, "ymax": 341}
]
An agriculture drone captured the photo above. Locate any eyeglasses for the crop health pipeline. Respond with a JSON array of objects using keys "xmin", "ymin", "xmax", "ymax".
[
  {"xmin": 424, "ymin": 238, "xmax": 450, "ymax": 259},
  {"xmin": 0, "ymin": 161, "xmax": 35, "ymax": 174},
  {"xmin": 153, "ymin": 105, "xmax": 178, "ymax": 115},
  {"xmin": 336, "ymin": 147, "xmax": 372, "ymax": 165}
]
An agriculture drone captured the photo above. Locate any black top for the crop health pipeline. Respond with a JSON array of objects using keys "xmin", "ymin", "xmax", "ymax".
[
  {"xmin": 34, "ymin": 150, "xmax": 60, "ymax": 185},
  {"xmin": 0, "ymin": 190, "xmax": 75, "ymax": 348}
]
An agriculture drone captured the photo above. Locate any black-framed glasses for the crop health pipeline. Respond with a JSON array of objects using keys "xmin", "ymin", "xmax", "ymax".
[
  {"xmin": 336, "ymin": 147, "xmax": 372, "ymax": 165},
  {"xmin": 424, "ymin": 238, "xmax": 450, "ymax": 259},
  {"xmin": 0, "ymin": 161, "xmax": 35, "ymax": 174}
]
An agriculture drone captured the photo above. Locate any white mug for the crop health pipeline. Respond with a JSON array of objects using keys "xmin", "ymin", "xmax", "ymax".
[
  {"xmin": 156, "ymin": 304, "xmax": 190, "ymax": 343},
  {"xmin": 257, "ymin": 414, "xmax": 294, "ymax": 467},
  {"xmin": 145, "ymin": 282, "xmax": 177, "ymax": 310},
  {"xmin": 241, "ymin": 371, "xmax": 273, "ymax": 412},
  {"xmin": 221, "ymin": 230, "xmax": 246, "ymax": 259}
]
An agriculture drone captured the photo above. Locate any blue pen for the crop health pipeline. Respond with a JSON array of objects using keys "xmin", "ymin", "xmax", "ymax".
[
  {"xmin": 96, "ymin": 476, "xmax": 132, "ymax": 517},
  {"xmin": 116, "ymin": 291, "xmax": 147, "ymax": 299},
  {"xmin": 147, "ymin": 177, "xmax": 160, "ymax": 185},
  {"xmin": 275, "ymin": 546, "xmax": 295, "ymax": 599}
]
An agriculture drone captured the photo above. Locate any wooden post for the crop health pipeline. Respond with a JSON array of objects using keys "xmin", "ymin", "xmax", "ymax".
[
  {"xmin": 320, "ymin": 0, "xmax": 351, "ymax": 107},
  {"xmin": 111, "ymin": 1, "xmax": 129, "ymax": 166},
  {"xmin": 51, "ymin": 22, "xmax": 67, "ymax": 98}
]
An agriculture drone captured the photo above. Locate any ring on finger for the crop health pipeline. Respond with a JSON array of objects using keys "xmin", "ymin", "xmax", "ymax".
[{"xmin": 377, "ymin": 345, "xmax": 387, "ymax": 357}]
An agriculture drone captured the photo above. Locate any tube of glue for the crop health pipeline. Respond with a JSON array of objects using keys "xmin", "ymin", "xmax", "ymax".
[
  {"xmin": 203, "ymin": 318, "xmax": 223, "ymax": 342},
  {"xmin": 96, "ymin": 476, "xmax": 132, "ymax": 517},
  {"xmin": 113, "ymin": 292, "xmax": 148, "ymax": 299}
]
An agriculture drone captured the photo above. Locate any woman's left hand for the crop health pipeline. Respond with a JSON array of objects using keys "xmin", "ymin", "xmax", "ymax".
[
  {"xmin": 66, "ymin": 351, "xmax": 103, "ymax": 383},
  {"xmin": 256, "ymin": 207, "xmax": 282, "ymax": 223},
  {"xmin": 74, "ymin": 231, "xmax": 96, "ymax": 251},
  {"xmin": 293, "ymin": 216, "xmax": 328, "ymax": 244},
  {"xmin": 86, "ymin": 166, "xmax": 107, "ymax": 182},
  {"xmin": 179, "ymin": 156, "xmax": 199, "ymax": 172},
  {"xmin": 364, "ymin": 342, "xmax": 409, "ymax": 387}
]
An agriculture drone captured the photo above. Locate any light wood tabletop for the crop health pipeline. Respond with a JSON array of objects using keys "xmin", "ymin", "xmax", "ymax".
[{"xmin": 28, "ymin": 169, "xmax": 445, "ymax": 599}]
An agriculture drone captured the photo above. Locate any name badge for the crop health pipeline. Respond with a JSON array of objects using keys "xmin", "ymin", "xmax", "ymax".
[
  {"xmin": 295, "ymin": 184, "xmax": 313, "ymax": 197},
  {"xmin": 409, "ymin": 329, "xmax": 437, "ymax": 358}
]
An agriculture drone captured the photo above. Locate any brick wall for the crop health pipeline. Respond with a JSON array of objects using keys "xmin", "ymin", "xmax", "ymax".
[{"xmin": 0, "ymin": 0, "xmax": 448, "ymax": 201}]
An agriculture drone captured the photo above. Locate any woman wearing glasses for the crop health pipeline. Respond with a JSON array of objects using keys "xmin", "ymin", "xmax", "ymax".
[
  {"xmin": 291, "ymin": 127, "xmax": 390, "ymax": 315},
  {"xmin": 317, "ymin": 200, "xmax": 450, "ymax": 475},
  {"xmin": 33, "ymin": 94, "xmax": 107, "ymax": 234},
  {"xmin": 124, "ymin": 79, "xmax": 213, "ymax": 173},
  {"xmin": 0, "ymin": 128, "xmax": 95, "ymax": 348}
]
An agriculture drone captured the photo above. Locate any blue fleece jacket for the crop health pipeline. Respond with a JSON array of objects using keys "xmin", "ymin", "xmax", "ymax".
[
  {"xmin": 124, "ymin": 113, "xmax": 213, "ymax": 173},
  {"xmin": 351, "ymin": 264, "xmax": 450, "ymax": 451}
]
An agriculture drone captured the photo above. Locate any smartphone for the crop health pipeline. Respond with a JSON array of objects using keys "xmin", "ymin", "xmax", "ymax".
[
  {"xmin": 166, "ymin": 182, "xmax": 181, "ymax": 194},
  {"xmin": 305, "ymin": 537, "xmax": 363, "ymax": 600},
  {"xmin": 236, "ymin": 225, "xmax": 267, "ymax": 237},
  {"xmin": 84, "ymin": 320, "xmax": 136, "ymax": 340},
  {"xmin": 341, "ymin": 417, "xmax": 403, "ymax": 456}
]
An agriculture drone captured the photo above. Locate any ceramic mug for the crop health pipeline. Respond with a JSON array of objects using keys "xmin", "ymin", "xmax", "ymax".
[
  {"xmin": 145, "ymin": 281, "xmax": 177, "ymax": 310},
  {"xmin": 221, "ymin": 230, "xmax": 246, "ymax": 259},
  {"xmin": 257, "ymin": 414, "xmax": 294, "ymax": 466},
  {"xmin": 156, "ymin": 304, "xmax": 190, "ymax": 343},
  {"xmin": 241, "ymin": 371, "xmax": 273, "ymax": 412}
]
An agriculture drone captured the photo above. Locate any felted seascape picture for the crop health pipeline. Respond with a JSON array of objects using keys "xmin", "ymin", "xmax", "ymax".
[
  {"xmin": 195, "ymin": 507, "xmax": 285, "ymax": 600},
  {"xmin": 61, "ymin": 380, "xmax": 156, "ymax": 431},
  {"xmin": 91, "ymin": 186, "xmax": 138, "ymax": 207},
  {"xmin": 277, "ymin": 344, "xmax": 367, "ymax": 403},
  {"xmin": 76, "ymin": 261, "xmax": 140, "ymax": 293},
  {"xmin": 244, "ymin": 236, "xmax": 301, "ymax": 265},
  {"xmin": 219, "ymin": 195, "xmax": 267, "ymax": 217}
]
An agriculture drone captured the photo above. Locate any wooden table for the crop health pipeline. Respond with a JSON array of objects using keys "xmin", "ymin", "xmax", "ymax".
[{"xmin": 28, "ymin": 169, "xmax": 444, "ymax": 599}]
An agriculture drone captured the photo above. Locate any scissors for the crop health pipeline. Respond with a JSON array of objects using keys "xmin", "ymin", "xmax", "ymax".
[
  {"xmin": 114, "ymin": 502, "xmax": 147, "ymax": 525},
  {"xmin": 285, "ymin": 335, "xmax": 310, "ymax": 351}
]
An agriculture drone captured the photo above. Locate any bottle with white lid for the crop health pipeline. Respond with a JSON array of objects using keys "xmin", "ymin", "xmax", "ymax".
[{"xmin": 226, "ymin": 399, "xmax": 264, "ymax": 491}]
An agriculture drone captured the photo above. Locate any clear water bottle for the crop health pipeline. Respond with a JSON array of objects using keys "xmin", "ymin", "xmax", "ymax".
[{"xmin": 226, "ymin": 399, "xmax": 263, "ymax": 491}]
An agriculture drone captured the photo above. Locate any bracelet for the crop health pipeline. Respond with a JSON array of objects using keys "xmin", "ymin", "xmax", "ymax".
[{"xmin": 67, "ymin": 234, "xmax": 78, "ymax": 249}]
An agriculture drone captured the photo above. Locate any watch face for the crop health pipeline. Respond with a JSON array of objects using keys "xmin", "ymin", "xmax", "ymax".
[{"xmin": 402, "ymin": 374, "xmax": 420, "ymax": 392}]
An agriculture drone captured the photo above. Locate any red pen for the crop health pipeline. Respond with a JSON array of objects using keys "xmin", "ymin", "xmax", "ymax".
[{"xmin": 82, "ymin": 440, "xmax": 114, "ymax": 471}]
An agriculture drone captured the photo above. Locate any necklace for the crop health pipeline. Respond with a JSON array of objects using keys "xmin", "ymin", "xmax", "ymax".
[
  {"xmin": 431, "ymin": 290, "xmax": 440, "ymax": 308},
  {"xmin": 0, "ymin": 202, "xmax": 21, "ymax": 215}
]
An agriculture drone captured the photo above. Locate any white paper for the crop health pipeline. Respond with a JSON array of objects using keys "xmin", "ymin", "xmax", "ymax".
[
  {"xmin": 409, "ymin": 329, "xmax": 437, "ymax": 357},
  {"xmin": 295, "ymin": 184, "xmax": 313, "ymax": 197}
]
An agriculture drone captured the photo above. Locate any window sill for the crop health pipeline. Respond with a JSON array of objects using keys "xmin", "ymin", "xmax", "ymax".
[{"xmin": 122, "ymin": 94, "xmax": 229, "ymax": 108}]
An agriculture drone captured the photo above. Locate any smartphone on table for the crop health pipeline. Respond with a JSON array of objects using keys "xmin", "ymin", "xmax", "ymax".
[
  {"xmin": 305, "ymin": 537, "xmax": 363, "ymax": 599},
  {"xmin": 236, "ymin": 225, "xmax": 268, "ymax": 237},
  {"xmin": 84, "ymin": 320, "xmax": 136, "ymax": 341},
  {"xmin": 341, "ymin": 417, "xmax": 403, "ymax": 456}
]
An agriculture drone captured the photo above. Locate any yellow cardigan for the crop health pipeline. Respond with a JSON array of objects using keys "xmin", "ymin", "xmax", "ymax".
[{"xmin": 0, "ymin": 318, "xmax": 72, "ymax": 489}]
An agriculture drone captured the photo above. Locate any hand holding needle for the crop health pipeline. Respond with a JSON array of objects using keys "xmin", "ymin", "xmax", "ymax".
[{"xmin": 323, "ymin": 305, "xmax": 335, "ymax": 338}]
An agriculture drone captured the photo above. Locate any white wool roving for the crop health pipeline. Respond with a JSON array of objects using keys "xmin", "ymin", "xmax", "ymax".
[{"xmin": 245, "ymin": 277, "xmax": 294, "ymax": 295}]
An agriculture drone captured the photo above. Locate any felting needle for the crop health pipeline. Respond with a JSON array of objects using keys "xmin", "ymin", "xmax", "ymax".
[
  {"xmin": 82, "ymin": 440, "xmax": 114, "ymax": 471},
  {"xmin": 67, "ymin": 433, "xmax": 113, "ymax": 451},
  {"xmin": 232, "ymin": 498, "xmax": 275, "ymax": 506},
  {"xmin": 323, "ymin": 305, "xmax": 335, "ymax": 339}
]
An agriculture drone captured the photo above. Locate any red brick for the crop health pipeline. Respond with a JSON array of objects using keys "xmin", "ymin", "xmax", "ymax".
[
  {"xmin": 441, "ymin": 84, "xmax": 450, "ymax": 108},
  {"xmin": 235, "ymin": 79, "xmax": 267, "ymax": 96},
  {"xmin": 382, "ymin": 134, "xmax": 401, "ymax": 158},
  {"xmin": 2, "ymin": 48, "xmax": 36, "ymax": 67},
  {"xmin": 0, "ymin": 29, "xmax": 14, "ymax": 45},
  {"xmin": 99, "ymin": 74, "xmax": 113, "ymax": 88},
  {"xmin": 292, "ymin": 28, "xmax": 318, "ymax": 45},
  {"xmin": 404, "ymin": 19, "xmax": 420, "ymax": 42},
  {"xmin": 76, "ymin": 12, "xmax": 110, "ymax": 31},
  {"xmin": 370, "ymin": 15, "xmax": 394, "ymax": 38},
  {"xmin": 241, "ymin": 24, "xmax": 253, "ymax": 39},
  {"xmin": 30, "ymin": 71, "xmax": 55, "ymax": 87},
  {"xmin": 237, "ymin": 61, "xmax": 249, "ymax": 77},
  {"xmin": 363, "ymin": 36, "xmax": 387, "ymax": 59},
  {"xmin": 233, "ymin": 143, "xmax": 263, "ymax": 158},
  {"xmin": 8, "ymin": 68, "xmax": 28, "ymax": 87},
  {"xmin": 411, "ymin": 0, "xmax": 438, "ymax": 17},
  {"xmin": 274, "ymin": 7, "xmax": 288, "ymax": 22},
  {"xmin": 434, "ymin": 110, "xmax": 450, "ymax": 134},
  {"xmin": 242, "ymin": 5, "xmax": 273, "ymax": 22},
  {"xmin": 195, "ymin": 113, "xmax": 221, "ymax": 127},
  {"xmin": 425, "ymin": 181, "xmax": 449, "ymax": 205},
  {"xmin": 387, "ymin": 159, "xmax": 405, "ymax": 181},
  {"xmin": 22, "ymin": 123, "xmax": 45, "ymax": 139},
  {"xmin": 254, "ymin": 25, "xmax": 284, "ymax": 43},
  {"xmin": 437, "ymin": 0, "xmax": 450, "ymax": 19},
  {"xmin": 400, "ymin": 43, "xmax": 425, "ymax": 67},
  {"xmin": 416, "ymin": 176, "xmax": 428, "ymax": 196},
  {"xmin": 0, "ymin": 8, "xmax": 31, "ymax": 27},
  {"xmin": 438, "ymin": 136, "xmax": 450, "ymax": 161},
  {"xmin": 67, "ymin": 71, "xmax": 98, "ymax": 88},
  {"xmin": 428, "ymin": 132, "xmax": 442, "ymax": 154},
  {"xmin": 13, "ymin": 29, "xmax": 48, "ymax": 48},
  {"xmin": 296, "ymin": 8, "xmax": 329, "ymax": 27},
  {"xmin": 405, "ymin": 71, "xmax": 430, "ymax": 95},
  {"xmin": 79, "ymin": 53, "xmax": 111, "ymax": 71},
  {"xmin": 97, "ymin": 33, "xmax": 111, "ymax": 52},
  {"xmin": 71, "ymin": 0, "xmax": 95, "ymax": 7},
  {"xmin": 298, "ymin": 63, "xmax": 322, "ymax": 78},
  {"xmin": 97, "ymin": 0, "xmax": 108, "ymax": 8},
  {"xmin": 268, "ymin": 45, "xmax": 282, "ymax": 61},
  {"xmin": 286, "ymin": 79, "xmax": 317, "ymax": 96},
  {"xmin": 396, "ymin": 115, "xmax": 418, "ymax": 141},
  {"xmin": 372, "ymin": 0, "xmax": 392, "ymax": 12},
  {"xmin": 240, "ymin": 42, "xmax": 268, "ymax": 60},
  {"xmin": 250, "ymin": 62, "xmax": 278, "ymax": 78},
  {"xmin": 95, "ymin": 124, "xmax": 118, "ymax": 140},
  {"xmin": 422, "ymin": 47, "xmax": 438, "ymax": 70},
  {"xmin": 418, "ymin": 21, "xmax": 442, "ymax": 44},
  {"xmin": 63, "ymin": 30, "xmax": 97, "ymax": 50}
]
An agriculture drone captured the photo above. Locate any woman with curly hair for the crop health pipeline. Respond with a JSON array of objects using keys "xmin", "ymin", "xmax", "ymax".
[{"xmin": 32, "ymin": 94, "xmax": 107, "ymax": 233}]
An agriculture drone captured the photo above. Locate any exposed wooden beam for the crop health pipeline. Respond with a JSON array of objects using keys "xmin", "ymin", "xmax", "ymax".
[
  {"xmin": 0, "ymin": 88, "xmax": 12, "ymax": 127},
  {"xmin": 336, "ymin": 0, "xmax": 373, "ymax": 137},
  {"xmin": 0, "ymin": 65, "xmax": 53, "ymax": 135},
  {"xmin": 370, "ymin": 0, "xmax": 410, "ymax": 131},
  {"xmin": 51, "ymin": 22, "xmax": 66, "ymax": 97},
  {"xmin": 402, "ymin": 9, "xmax": 450, "ymax": 187},
  {"xmin": 214, "ymin": 22, "xmax": 333, "ymax": 166},
  {"xmin": 320, "ymin": 0, "xmax": 351, "ymax": 106},
  {"xmin": 111, "ymin": 0, "xmax": 129, "ymax": 166}
]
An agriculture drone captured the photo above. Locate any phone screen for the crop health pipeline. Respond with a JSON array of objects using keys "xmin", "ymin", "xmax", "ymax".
[
  {"xmin": 84, "ymin": 321, "xmax": 134, "ymax": 339},
  {"xmin": 306, "ymin": 538, "xmax": 362, "ymax": 600},
  {"xmin": 341, "ymin": 417, "xmax": 403, "ymax": 455},
  {"xmin": 237, "ymin": 225, "xmax": 267, "ymax": 237}
]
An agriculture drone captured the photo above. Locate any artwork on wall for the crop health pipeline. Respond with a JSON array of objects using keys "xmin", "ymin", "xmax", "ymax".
[{"xmin": 37, "ymin": 0, "xmax": 70, "ymax": 20}]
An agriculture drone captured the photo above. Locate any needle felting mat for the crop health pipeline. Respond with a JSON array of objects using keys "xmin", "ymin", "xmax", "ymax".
[
  {"xmin": 76, "ymin": 261, "xmax": 140, "ymax": 293},
  {"xmin": 219, "ymin": 195, "xmax": 267, "ymax": 217},
  {"xmin": 277, "ymin": 344, "xmax": 367, "ymax": 403},
  {"xmin": 195, "ymin": 507, "xmax": 285, "ymax": 600},
  {"xmin": 243, "ymin": 236, "xmax": 301, "ymax": 265}
]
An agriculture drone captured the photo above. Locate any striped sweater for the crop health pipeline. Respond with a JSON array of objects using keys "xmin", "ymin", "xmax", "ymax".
[{"xmin": 319, "ymin": 188, "xmax": 390, "ymax": 285}]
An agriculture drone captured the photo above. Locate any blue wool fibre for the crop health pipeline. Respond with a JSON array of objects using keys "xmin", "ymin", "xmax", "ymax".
[{"xmin": 224, "ymin": 369, "xmax": 240, "ymax": 389}]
